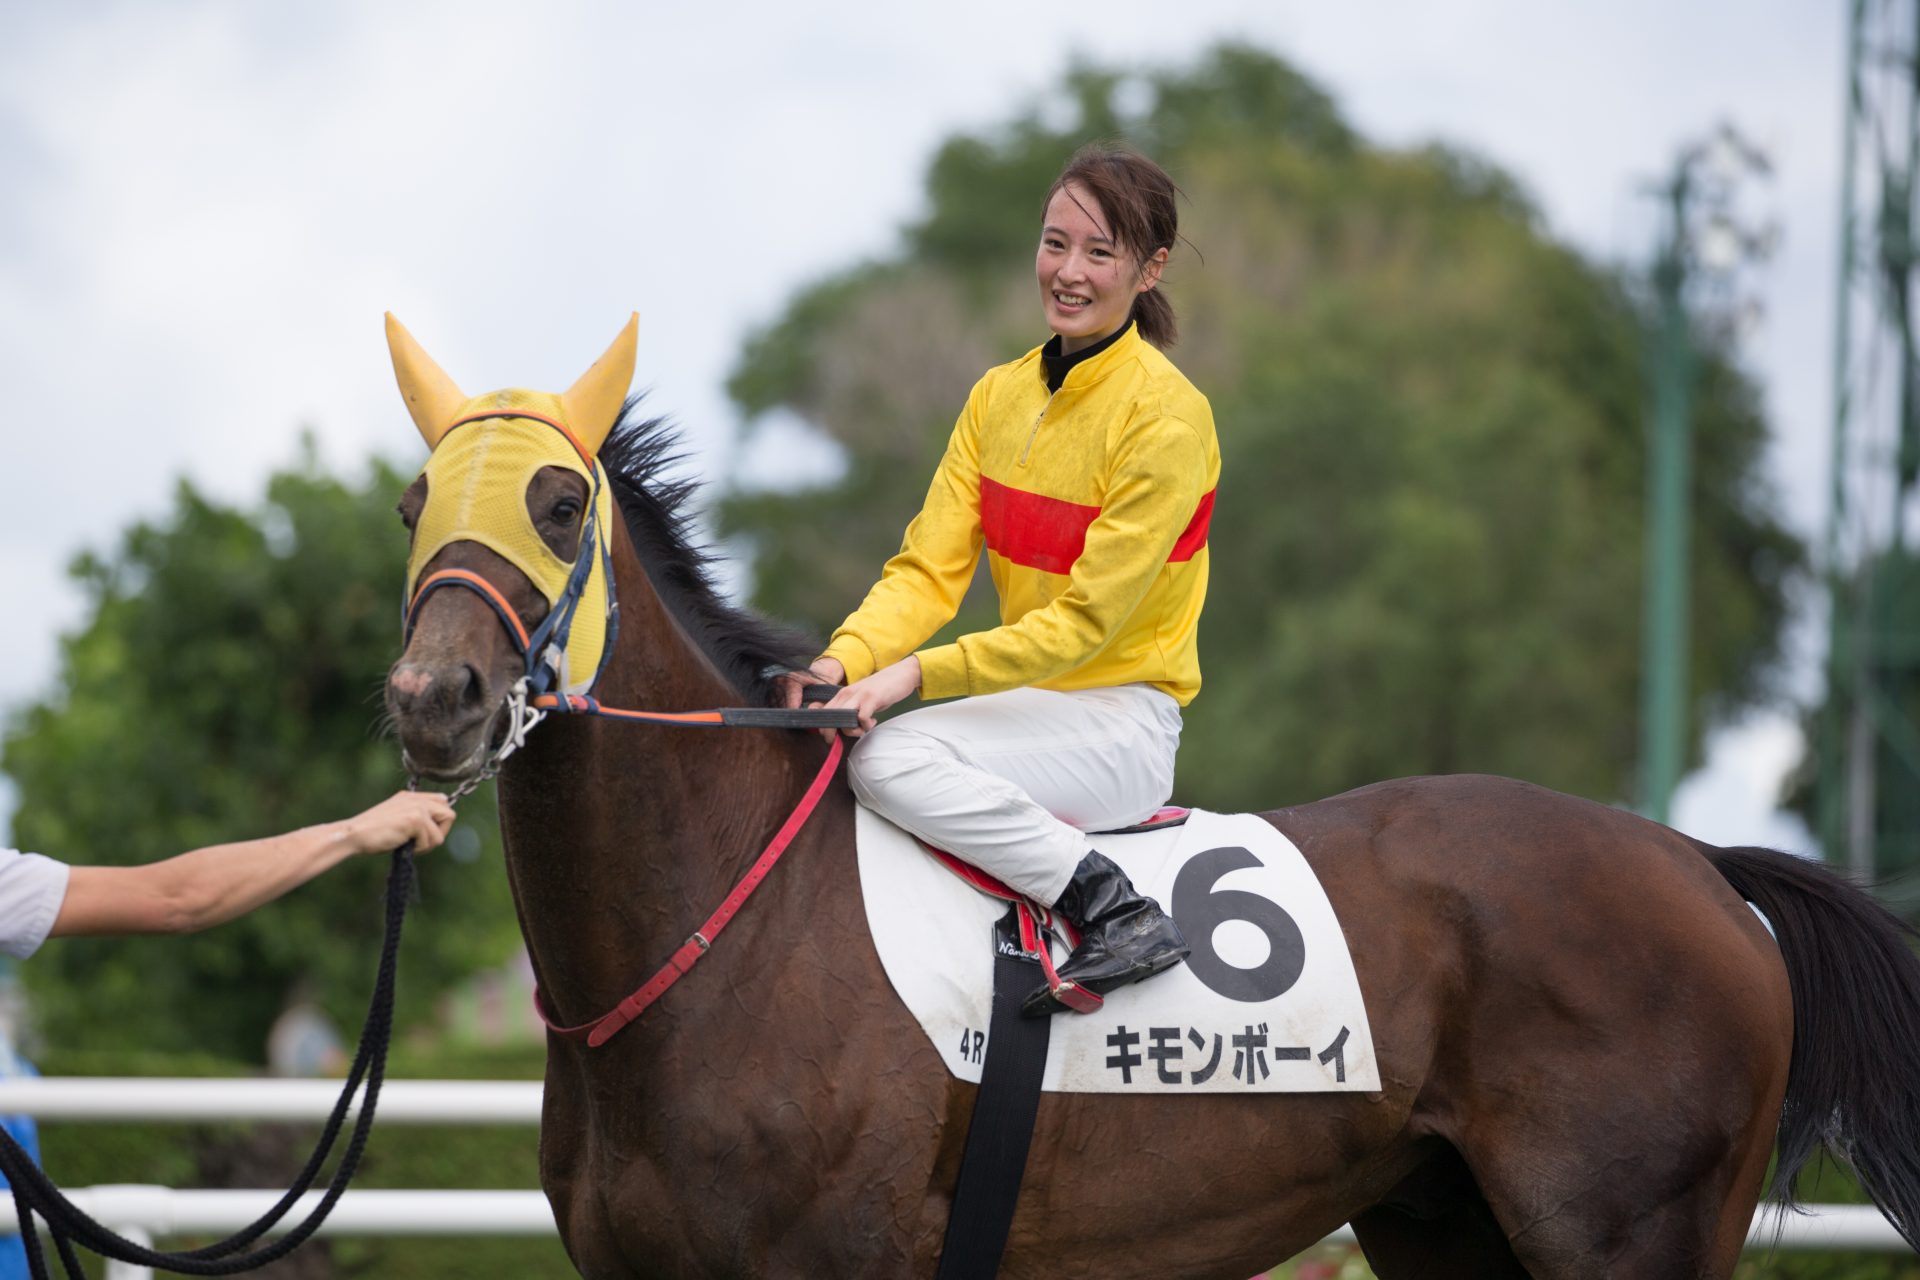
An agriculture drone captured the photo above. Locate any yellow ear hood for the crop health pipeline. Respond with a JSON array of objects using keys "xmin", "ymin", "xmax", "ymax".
[
  {"xmin": 385, "ymin": 314, "xmax": 468, "ymax": 449},
  {"xmin": 563, "ymin": 312, "xmax": 638, "ymax": 454}
]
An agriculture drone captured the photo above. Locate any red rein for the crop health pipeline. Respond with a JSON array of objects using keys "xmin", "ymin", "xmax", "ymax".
[{"xmin": 534, "ymin": 734, "xmax": 846, "ymax": 1047}]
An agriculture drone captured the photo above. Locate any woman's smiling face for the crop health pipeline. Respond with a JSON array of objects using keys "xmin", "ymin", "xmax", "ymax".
[{"xmin": 1036, "ymin": 182, "xmax": 1165, "ymax": 355}]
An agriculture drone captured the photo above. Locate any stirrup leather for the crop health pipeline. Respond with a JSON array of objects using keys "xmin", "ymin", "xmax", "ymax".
[{"xmin": 921, "ymin": 842, "xmax": 1109, "ymax": 1014}]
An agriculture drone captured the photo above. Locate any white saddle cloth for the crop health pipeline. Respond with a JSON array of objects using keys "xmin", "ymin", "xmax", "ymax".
[{"xmin": 856, "ymin": 805, "xmax": 1380, "ymax": 1094}]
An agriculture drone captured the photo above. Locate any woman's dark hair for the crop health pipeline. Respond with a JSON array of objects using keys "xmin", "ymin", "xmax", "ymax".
[{"xmin": 1043, "ymin": 144, "xmax": 1183, "ymax": 348}]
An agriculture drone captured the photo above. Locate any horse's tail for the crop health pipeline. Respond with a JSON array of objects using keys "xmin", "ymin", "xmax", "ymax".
[{"xmin": 1705, "ymin": 844, "xmax": 1920, "ymax": 1248}]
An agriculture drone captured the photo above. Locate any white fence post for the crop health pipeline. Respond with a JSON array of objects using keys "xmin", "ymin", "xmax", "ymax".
[{"xmin": 102, "ymin": 1224, "xmax": 152, "ymax": 1280}]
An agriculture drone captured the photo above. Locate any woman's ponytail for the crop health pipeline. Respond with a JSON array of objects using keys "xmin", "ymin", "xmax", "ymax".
[{"xmin": 1131, "ymin": 287, "xmax": 1177, "ymax": 350}]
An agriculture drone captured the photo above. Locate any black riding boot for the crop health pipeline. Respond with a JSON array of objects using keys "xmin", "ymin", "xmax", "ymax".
[{"xmin": 1022, "ymin": 851, "xmax": 1190, "ymax": 1017}]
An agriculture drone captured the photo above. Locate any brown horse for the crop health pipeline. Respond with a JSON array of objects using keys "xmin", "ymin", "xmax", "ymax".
[{"xmin": 387, "ymin": 401, "xmax": 1920, "ymax": 1276}]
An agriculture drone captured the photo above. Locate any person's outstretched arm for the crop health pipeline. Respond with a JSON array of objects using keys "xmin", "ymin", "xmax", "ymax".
[{"xmin": 48, "ymin": 791, "xmax": 454, "ymax": 938}]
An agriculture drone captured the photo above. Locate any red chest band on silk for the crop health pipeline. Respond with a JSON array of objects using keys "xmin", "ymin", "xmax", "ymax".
[{"xmin": 980, "ymin": 477, "xmax": 1217, "ymax": 575}]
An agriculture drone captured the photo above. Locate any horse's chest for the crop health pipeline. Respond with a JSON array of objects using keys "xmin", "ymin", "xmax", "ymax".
[
  {"xmin": 544, "ymin": 1096, "xmax": 894, "ymax": 1277},
  {"xmin": 543, "ymin": 1139, "xmax": 701, "ymax": 1277}
]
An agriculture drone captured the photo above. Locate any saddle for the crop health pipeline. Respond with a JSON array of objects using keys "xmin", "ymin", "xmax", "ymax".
[{"xmin": 917, "ymin": 807, "xmax": 1193, "ymax": 1014}]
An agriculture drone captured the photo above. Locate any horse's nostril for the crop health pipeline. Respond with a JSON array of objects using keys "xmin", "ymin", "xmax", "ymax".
[
  {"xmin": 458, "ymin": 663, "xmax": 487, "ymax": 710},
  {"xmin": 390, "ymin": 662, "xmax": 489, "ymax": 720}
]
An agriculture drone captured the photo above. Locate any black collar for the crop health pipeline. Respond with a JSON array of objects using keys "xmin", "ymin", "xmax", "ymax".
[{"xmin": 1041, "ymin": 321, "xmax": 1131, "ymax": 394}]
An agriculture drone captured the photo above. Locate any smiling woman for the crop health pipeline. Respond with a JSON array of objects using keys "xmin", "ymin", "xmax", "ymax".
[
  {"xmin": 779, "ymin": 143, "xmax": 1219, "ymax": 1016},
  {"xmin": 1038, "ymin": 149, "xmax": 1178, "ymax": 350}
]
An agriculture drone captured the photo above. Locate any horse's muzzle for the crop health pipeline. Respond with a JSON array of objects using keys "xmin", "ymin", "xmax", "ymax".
[{"xmin": 387, "ymin": 659, "xmax": 508, "ymax": 782}]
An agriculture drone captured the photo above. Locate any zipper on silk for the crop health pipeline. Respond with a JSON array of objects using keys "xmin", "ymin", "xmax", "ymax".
[{"xmin": 1018, "ymin": 395, "xmax": 1055, "ymax": 467}]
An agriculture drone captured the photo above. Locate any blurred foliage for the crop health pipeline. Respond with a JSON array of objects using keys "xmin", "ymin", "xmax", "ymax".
[
  {"xmin": 720, "ymin": 43, "xmax": 1803, "ymax": 810},
  {"xmin": 1, "ymin": 441, "xmax": 521, "ymax": 1061}
]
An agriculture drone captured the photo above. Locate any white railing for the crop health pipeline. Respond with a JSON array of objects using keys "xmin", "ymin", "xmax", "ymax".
[
  {"xmin": 0, "ymin": 1077, "xmax": 542, "ymax": 1125},
  {"xmin": 0, "ymin": 1186, "xmax": 555, "ymax": 1235},
  {"xmin": 0, "ymin": 1079, "xmax": 1905, "ymax": 1278},
  {"xmin": 0, "ymin": 1077, "xmax": 548, "ymax": 1280}
]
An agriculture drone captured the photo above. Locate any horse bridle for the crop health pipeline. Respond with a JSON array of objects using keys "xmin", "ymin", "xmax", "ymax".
[
  {"xmin": 400, "ymin": 414, "xmax": 846, "ymax": 791},
  {"xmin": 399, "ymin": 413, "xmax": 858, "ymax": 1038}
]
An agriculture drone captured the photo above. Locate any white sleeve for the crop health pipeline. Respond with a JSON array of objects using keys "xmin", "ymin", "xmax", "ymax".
[{"xmin": 0, "ymin": 850, "xmax": 72, "ymax": 959}]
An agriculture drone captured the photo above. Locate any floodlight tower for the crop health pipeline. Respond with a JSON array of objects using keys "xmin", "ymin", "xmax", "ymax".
[
  {"xmin": 1821, "ymin": 0, "xmax": 1920, "ymax": 881},
  {"xmin": 1636, "ymin": 127, "xmax": 1772, "ymax": 824}
]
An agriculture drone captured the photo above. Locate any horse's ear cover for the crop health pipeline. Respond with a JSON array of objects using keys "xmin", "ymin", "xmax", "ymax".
[
  {"xmin": 385, "ymin": 313, "xmax": 468, "ymax": 448},
  {"xmin": 564, "ymin": 313, "xmax": 639, "ymax": 455}
]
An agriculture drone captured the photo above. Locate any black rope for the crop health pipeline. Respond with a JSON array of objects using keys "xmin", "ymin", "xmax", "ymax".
[{"xmin": 0, "ymin": 844, "xmax": 416, "ymax": 1277}]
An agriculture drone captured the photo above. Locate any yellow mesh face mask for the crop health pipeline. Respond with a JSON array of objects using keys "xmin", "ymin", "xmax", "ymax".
[
  {"xmin": 405, "ymin": 391, "xmax": 617, "ymax": 696},
  {"xmin": 387, "ymin": 312, "xmax": 638, "ymax": 698}
]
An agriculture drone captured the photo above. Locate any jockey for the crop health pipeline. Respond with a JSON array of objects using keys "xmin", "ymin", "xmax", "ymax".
[
  {"xmin": 785, "ymin": 145, "xmax": 1220, "ymax": 1016},
  {"xmin": 0, "ymin": 791, "xmax": 451, "ymax": 959}
]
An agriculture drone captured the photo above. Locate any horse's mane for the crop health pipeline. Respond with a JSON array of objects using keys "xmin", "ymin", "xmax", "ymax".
[{"xmin": 598, "ymin": 397, "xmax": 817, "ymax": 706}]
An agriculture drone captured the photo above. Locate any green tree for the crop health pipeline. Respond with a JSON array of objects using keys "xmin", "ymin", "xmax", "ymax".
[
  {"xmin": 720, "ymin": 43, "xmax": 1802, "ymax": 810},
  {"xmin": 2, "ymin": 441, "xmax": 520, "ymax": 1061}
]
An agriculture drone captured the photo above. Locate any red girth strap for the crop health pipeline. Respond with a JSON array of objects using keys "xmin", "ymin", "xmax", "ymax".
[{"xmin": 534, "ymin": 733, "xmax": 846, "ymax": 1047}]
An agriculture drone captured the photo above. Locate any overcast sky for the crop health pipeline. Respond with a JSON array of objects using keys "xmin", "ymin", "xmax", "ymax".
[{"xmin": 0, "ymin": 1, "xmax": 1844, "ymax": 849}]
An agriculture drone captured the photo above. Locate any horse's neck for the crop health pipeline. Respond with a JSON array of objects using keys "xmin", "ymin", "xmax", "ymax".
[{"xmin": 496, "ymin": 532, "xmax": 820, "ymax": 1031}]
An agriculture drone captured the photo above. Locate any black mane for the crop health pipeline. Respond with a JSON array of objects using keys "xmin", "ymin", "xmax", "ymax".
[{"xmin": 598, "ymin": 397, "xmax": 817, "ymax": 705}]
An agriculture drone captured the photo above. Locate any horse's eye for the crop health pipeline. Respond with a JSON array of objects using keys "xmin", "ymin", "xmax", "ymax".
[
  {"xmin": 398, "ymin": 476, "xmax": 428, "ymax": 531},
  {"xmin": 550, "ymin": 500, "xmax": 581, "ymax": 524}
]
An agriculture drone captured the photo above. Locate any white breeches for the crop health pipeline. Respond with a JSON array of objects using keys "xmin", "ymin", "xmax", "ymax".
[{"xmin": 846, "ymin": 685, "xmax": 1183, "ymax": 906}]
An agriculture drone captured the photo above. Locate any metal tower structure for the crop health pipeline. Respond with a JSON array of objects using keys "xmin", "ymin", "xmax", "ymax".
[
  {"xmin": 1636, "ymin": 129, "xmax": 1772, "ymax": 825},
  {"xmin": 1821, "ymin": 0, "xmax": 1920, "ymax": 882}
]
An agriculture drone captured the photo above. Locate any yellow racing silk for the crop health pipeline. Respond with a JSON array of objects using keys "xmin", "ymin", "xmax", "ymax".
[{"xmin": 822, "ymin": 323, "xmax": 1220, "ymax": 705}]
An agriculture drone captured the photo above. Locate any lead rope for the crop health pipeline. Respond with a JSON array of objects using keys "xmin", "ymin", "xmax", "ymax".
[
  {"xmin": 0, "ymin": 841, "xmax": 416, "ymax": 1278},
  {"xmin": 0, "ymin": 711, "xmax": 541, "ymax": 1280}
]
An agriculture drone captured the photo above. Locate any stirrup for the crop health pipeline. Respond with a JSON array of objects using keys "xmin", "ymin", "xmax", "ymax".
[{"xmin": 1033, "ymin": 927, "xmax": 1105, "ymax": 1014}]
